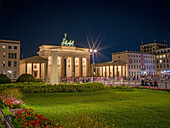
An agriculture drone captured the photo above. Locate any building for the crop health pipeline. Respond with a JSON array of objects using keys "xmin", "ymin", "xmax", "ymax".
[
  {"xmin": 112, "ymin": 51, "xmax": 155, "ymax": 79},
  {"xmin": 94, "ymin": 50, "xmax": 155, "ymax": 79},
  {"xmin": 20, "ymin": 56, "xmax": 48, "ymax": 80},
  {"xmin": 20, "ymin": 34, "xmax": 91, "ymax": 83},
  {"xmin": 94, "ymin": 60, "xmax": 127, "ymax": 78},
  {"xmin": 155, "ymin": 48, "xmax": 170, "ymax": 75},
  {"xmin": 140, "ymin": 42, "xmax": 167, "ymax": 54},
  {"xmin": 0, "ymin": 39, "xmax": 20, "ymax": 80}
]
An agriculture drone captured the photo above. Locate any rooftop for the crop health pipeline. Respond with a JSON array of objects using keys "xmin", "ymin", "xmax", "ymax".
[{"xmin": 0, "ymin": 39, "xmax": 20, "ymax": 44}]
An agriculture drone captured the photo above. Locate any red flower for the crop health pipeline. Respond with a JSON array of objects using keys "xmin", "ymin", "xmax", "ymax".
[
  {"xmin": 5, "ymin": 100, "xmax": 11, "ymax": 106},
  {"xmin": 45, "ymin": 118, "xmax": 47, "ymax": 121},
  {"xmin": 16, "ymin": 116, "xmax": 19, "ymax": 118},
  {"xmin": 29, "ymin": 121, "xmax": 32, "ymax": 124},
  {"xmin": 15, "ymin": 113, "xmax": 17, "ymax": 115},
  {"xmin": 30, "ymin": 108, "xmax": 34, "ymax": 111},
  {"xmin": 61, "ymin": 125, "xmax": 64, "ymax": 127},
  {"xmin": 40, "ymin": 114, "xmax": 43, "ymax": 117},
  {"xmin": 23, "ymin": 124, "xmax": 26, "ymax": 127}
]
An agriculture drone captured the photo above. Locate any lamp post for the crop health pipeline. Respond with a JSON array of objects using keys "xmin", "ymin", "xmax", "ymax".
[{"xmin": 90, "ymin": 49, "xmax": 97, "ymax": 82}]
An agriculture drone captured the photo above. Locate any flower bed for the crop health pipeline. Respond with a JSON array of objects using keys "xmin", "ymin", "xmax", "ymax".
[
  {"xmin": 14, "ymin": 108, "xmax": 63, "ymax": 128},
  {"xmin": 135, "ymin": 86, "xmax": 170, "ymax": 91}
]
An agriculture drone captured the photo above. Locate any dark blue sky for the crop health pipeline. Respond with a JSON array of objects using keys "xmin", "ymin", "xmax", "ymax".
[{"xmin": 0, "ymin": 0, "xmax": 170, "ymax": 62}]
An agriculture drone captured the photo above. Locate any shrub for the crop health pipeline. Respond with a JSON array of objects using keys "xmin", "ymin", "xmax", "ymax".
[
  {"xmin": 2, "ymin": 88, "xmax": 23, "ymax": 99},
  {"xmin": 0, "ymin": 74, "xmax": 11, "ymax": 84},
  {"xmin": 1, "ymin": 88, "xmax": 24, "ymax": 109},
  {"xmin": 0, "ymin": 82, "xmax": 105, "ymax": 93},
  {"xmin": 16, "ymin": 74, "xmax": 36, "ymax": 82}
]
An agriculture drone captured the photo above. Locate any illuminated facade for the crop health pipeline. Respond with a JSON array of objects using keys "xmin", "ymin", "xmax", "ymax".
[
  {"xmin": 155, "ymin": 48, "xmax": 170, "ymax": 75},
  {"xmin": 94, "ymin": 60, "xmax": 127, "ymax": 77},
  {"xmin": 20, "ymin": 35, "xmax": 90, "ymax": 82},
  {"xmin": 140, "ymin": 42, "xmax": 167, "ymax": 54},
  {"xmin": 112, "ymin": 51, "xmax": 155, "ymax": 78},
  {"xmin": 37, "ymin": 45, "xmax": 90, "ymax": 82},
  {"xmin": 0, "ymin": 40, "xmax": 20, "ymax": 80}
]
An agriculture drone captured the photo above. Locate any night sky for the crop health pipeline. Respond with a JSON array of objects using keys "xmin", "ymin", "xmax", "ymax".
[{"xmin": 0, "ymin": 0, "xmax": 170, "ymax": 62}]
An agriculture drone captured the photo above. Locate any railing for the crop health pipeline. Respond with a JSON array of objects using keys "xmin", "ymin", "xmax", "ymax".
[{"xmin": 0, "ymin": 109, "xmax": 14, "ymax": 128}]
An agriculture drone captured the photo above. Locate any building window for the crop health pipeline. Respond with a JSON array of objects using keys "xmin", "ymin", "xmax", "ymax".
[
  {"xmin": 8, "ymin": 61, "xmax": 11, "ymax": 67},
  {"xmin": 2, "ymin": 61, "xmax": 5, "ymax": 67},
  {"xmin": 160, "ymin": 64, "xmax": 162, "ymax": 68},
  {"xmin": 129, "ymin": 65, "xmax": 130, "ymax": 69},
  {"xmin": 160, "ymin": 60, "xmax": 162, "ymax": 63},
  {"xmin": 2, "ymin": 52, "xmax": 5, "ymax": 57},
  {"xmin": 8, "ymin": 53, "xmax": 11, "ymax": 59},
  {"xmin": 2, "ymin": 45, "xmax": 6, "ymax": 48},
  {"xmin": 14, "ymin": 46, "xmax": 17, "ymax": 49},
  {"xmin": 164, "ymin": 64, "xmax": 165, "ymax": 68},
  {"xmin": 167, "ymin": 64, "xmax": 169, "ymax": 68},
  {"xmin": 157, "ymin": 65, "xmax": 159, "ymax": 68},
  {"xmin": 134, "ymin": 65, "xmax": 136, "ymax": 69},
  {"xmin": 8, "ymin": 46, "xmax": 12, "ymax": 49},
  {"xmin": 14, "ymin": 61, "xmax": 17, "ymax": 67},
  {"xmin": 129, "ymin": 59, "xmax": 132, "ymax": 63},
  {"xmin": 14, "ymin": 53, "xmax": 17, "ymax": 59},
  {"xmin": 129, "ymin": 72, "xmax": 130, "ymax": 76}
]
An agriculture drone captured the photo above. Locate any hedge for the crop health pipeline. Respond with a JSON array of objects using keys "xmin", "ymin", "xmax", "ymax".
[{"xmin": 0, "ymin": 82, "xmax": 106, "ymax": 93}]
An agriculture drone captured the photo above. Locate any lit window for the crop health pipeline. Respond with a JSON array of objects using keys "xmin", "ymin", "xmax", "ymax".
[
  {"xmin": 163, "ymin": 55, "xmax": 166, "ymax": 58},
  {"xmin": 2, "ymin": 61, "xmax": 5, "ymax": 67},
  {"xmin": 2, "ymin": 45, "xmax": 6, "ymax": 48},
  {"xmin": 2, "ymin": 52, "xmax": 5, "ymax": 57},
  {"xmin": 160, "ymin": 55, "xmax": 162, "ymax": 58},
  {"xmin": 160, "ymin": 60, "xmax": 162, "ymax": 63}
]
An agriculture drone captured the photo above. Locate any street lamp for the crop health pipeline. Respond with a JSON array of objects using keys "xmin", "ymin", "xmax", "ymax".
[{"xmin": 89, "ymin": 48, "xmax": 97, "ymax": 82}]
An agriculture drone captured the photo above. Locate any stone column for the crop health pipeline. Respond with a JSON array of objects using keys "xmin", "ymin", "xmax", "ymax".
[
  {"xmin": 45, "ymin": 63, "xmax": 48, "ymax": 82},
  {"xmin": 108, "ymin": 66, "xmax": 110, "ymax": 77},
  {"xmin": 125, "ymin": 65, "xmax": 126, "ymax": 77},
  {"xmin": 114, "ymin": 65, "xmax": 117, "ymax": 76},
  {"xmin": 79, "ymin": 58, "xmax": 82, "ymax": 77},
  {"xmin": 72, "ymin": 57, "xmax": 75, "ymax": 77},
  {"xmin": 121, "ymin": 65, "xmax": 123, "ymax": 77},
  {"xmin": 86, "ymin": 58, "xmax": 90, "ymax": 77},
  {"xmin": 117, "ymin": 65, "xmax": 119, "ymax": 77}
]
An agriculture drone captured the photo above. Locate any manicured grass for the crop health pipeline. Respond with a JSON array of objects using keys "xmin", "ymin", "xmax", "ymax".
[{"xmin": 22, "ymin": 88, "xmax": 170, "ymax": 128}]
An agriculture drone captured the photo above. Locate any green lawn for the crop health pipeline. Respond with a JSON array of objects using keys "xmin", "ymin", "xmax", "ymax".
[{"xmin": 22, "ymin": 88, "xmax": 170, "ymax": 128}]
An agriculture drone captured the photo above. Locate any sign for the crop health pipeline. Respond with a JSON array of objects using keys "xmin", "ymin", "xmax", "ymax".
[{"xmin": 61, "ymin": 33, "xmax": 74, "ymax": 46}]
